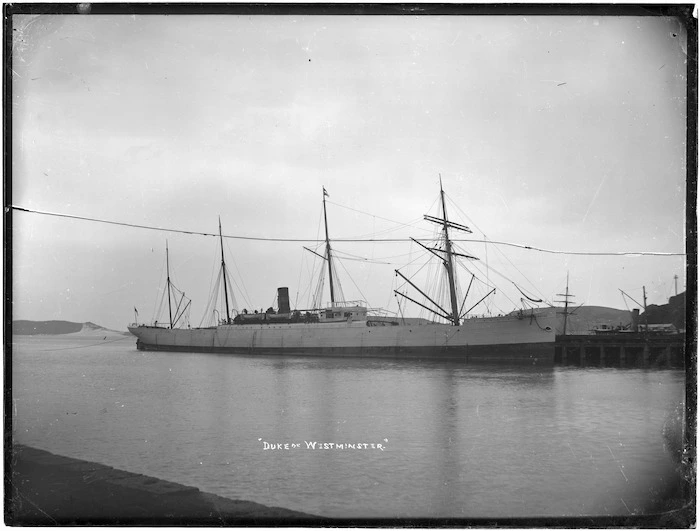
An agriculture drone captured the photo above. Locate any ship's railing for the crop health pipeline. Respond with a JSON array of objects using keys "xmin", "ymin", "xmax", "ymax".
[
  {"xmin": 130, "ymin": 322, "xmax": 187, "ymax": 329},
  {"xmin": 367, "ymin": 308, "xmax": 398, "ymax": 318},
  {"xmin": 323, "ymin": 300, "xmax": 368, "ymax": 309}
]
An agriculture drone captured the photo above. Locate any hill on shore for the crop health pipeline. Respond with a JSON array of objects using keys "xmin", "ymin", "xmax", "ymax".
[
  {"xmin": 534, "ymin": 294, "xmax": 686, "ymax": 334},
  {"xmin": 12, "ymin": 320, "xmax": 128, "ymax": 336},
  {"xmin": 641, "ymin": 291, "xmax": 686, "ymax": 330},
  {"xmin": 516, "ymin": 306, "xmax": 633, "ymax": 335}
]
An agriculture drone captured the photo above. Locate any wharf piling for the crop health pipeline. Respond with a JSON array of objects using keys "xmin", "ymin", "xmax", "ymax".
[{"xmin": 554, "ymin": 333, "xmax": 684, "ymax": 368}]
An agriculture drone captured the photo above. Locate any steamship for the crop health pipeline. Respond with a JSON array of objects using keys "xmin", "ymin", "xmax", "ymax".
[{"xmin": 128, "ymin": 183, "xmax": 557, "ymax": 363}]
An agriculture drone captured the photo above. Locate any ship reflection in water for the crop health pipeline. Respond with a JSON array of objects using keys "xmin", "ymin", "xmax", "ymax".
[{"xmin": 12, "ymin": 336, "xmax": 687, "ymax": 519}]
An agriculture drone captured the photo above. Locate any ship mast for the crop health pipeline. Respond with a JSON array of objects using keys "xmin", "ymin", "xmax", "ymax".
[
  {"xmin": 219, "ymin": 217, "xmax": 231, "ymax": 324},
  {"xmin": 394, "ymin": 178, "xmax": 478, "ymax": 325},
  {"xmin": 439, "ymin": 178, "xmax": 460, "ymax": 326},
  {"xmin": 166, "ymin": 240, "xmax": 173, "ymax": 329},
  {"xmin": 322, "ymin": 187, "xmax": 336, "ymax": 306},
  {"xmin": 555, "ymin": 272, "xmax": 575, "ymax": 336}
]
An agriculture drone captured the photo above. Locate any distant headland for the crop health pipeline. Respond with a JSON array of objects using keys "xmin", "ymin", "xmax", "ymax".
[{"xmin": 12, "ymin": 321, "xmax": 128, "ymax": 336}]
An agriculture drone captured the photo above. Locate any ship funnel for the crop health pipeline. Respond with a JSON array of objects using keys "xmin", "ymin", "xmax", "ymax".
[
  {"xmin": 631, "ymin": 308, "xmax": 639, "ymax": 332},
  {"xmin": 278, "ymin": 287, "xmax": 291, "ymax": 314}
]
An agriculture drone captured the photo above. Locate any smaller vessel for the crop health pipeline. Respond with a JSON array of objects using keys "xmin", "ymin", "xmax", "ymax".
[
  {"xmin": 591, "ymin": 324, "xmax": 634, "ymax": 335},
  {"xmin": 133, "ymin": 240, "xmax": 192, "ymax": 330}
]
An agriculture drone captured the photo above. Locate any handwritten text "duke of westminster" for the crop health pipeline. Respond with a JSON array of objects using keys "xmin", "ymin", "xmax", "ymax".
[{"xmin": 259, "ymin": 439, "xmax": 388, "ymax": 451}]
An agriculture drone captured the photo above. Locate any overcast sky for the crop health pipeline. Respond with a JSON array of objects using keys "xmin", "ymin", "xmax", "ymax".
[{"xmin": 11, "ymin": 13, "xmax": 688, "ymax": 331}]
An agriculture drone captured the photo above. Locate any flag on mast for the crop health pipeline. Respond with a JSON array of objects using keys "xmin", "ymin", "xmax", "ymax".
[{"xmin": 323, "ymin": 187, "xmax": 329, "ymax": 198}]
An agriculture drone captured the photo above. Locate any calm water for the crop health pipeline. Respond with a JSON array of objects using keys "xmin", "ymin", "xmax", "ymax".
[{"xmin": 11, "ymin": 335, "xmax": 686, "ymax": 518}]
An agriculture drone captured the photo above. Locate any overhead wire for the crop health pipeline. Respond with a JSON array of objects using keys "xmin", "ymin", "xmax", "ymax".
[
  {"xmin": 38, "ymin": 335, "xmax": 133, "ymax": 351},
  {"xmin": 10, "ymin": 205, "xmax": 684, "ymax": 256}
]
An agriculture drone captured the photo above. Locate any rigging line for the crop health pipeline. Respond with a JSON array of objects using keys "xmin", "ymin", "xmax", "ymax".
[
  {"xmin": 199, "ymin": 268, "xmax": 220, "ymax": 326},
  {"xmin": 329, "ymin": 259, "xmax": 345, "ymax": 304},
  {"xmin": 471, "ymin": 258, "xmax": 536, "ymax": 308},
  {"xmin": 10, "ymin": 205, "xmax": 685, "ymax": 256},
  {"xmin": 201, "ymin": 244, "xmax": 222, "ymax": 326},
  {"xmin": 456, "ymin": 259, "xmax": 521, "ymax": 310},
  {"xmin": 343, "ymin": 223, "xmax": 432, "ymax": 242},
  {"xmin": 514, "ymin": 283, "xmax": 543, "ymax": 303},
  {"xmin": 621, "ymin": 291, "xmax": 631, "ymax": 313},
  {"xmin": 374, "ymin": 251, "xmax": 429, "ymax": 271},
  {"xmin": 337, "ymin": 257, "xmax": 370, "ymax": 307},
  {"xmin": 454, "ymin": 236, "xmax": 550, "ymax": 303},
  {"xmin": 312, "ymin": 260, "xmax": 327, "ymax": 308},
  {"xmin": 333, "ymin": 249, "xmax": 423, "ymax": 262},
  {"xmin": 333, "ymin": 255, "xmax": 394, "ymax": 265},
  {"xmin": 308, "ymin": 251, "xmax": 322, "ymax": 308},
  {"xmin": 454, "ymin": 238, "xmax": 547, "ymax": 306},
  {"xmin": 294, "ymin": 249, "xmax": 305, "ymax": 310},
  {"xmin": 446, "ymin": 195, "xmax": 552, "ymax": 302},
  {"xmin": 385, "ymin": 271, "xmax": 397, "ymax": 312},
  {"xmin": 342, "ymin": 214, "xmax": 435, "ymax": 240},
  {"xmin": 155, "ymin": 249, "xmax": 169, "ymax": 318},
  {"xmin": 225, "ymin": 268, "xmax": 240, "ymax": 313},
  {"xmin": 395, "ymin": 254, "xmax": 436, "ymax": 285},
  {"xmin": 39, "ymin": 335, "xmax": 133, "ymax": 351},
  {"xmin": 153, "ymin": 253, "xmax": 167, "ymax": 323},
  {"xmin": 327, "ymin": 200, "xmax": 436, "ymax": 235},
  {"xmin": 449, "ymin": 195, "xmax": 547, "ymax": 288},
  {"xmin": 223, "ymin": 237, "xmax": 251, "ymax": 308},
  {"xmin": 310, "ymin": 207, "xmax": 325, "ymax": 308},
  {"xmin": 395, "ymin": 256, "xmax": 441, "ymax": 319},
  {"xmin": 204, "ymin": 243, "xmax": 219, "ymax": 320}
]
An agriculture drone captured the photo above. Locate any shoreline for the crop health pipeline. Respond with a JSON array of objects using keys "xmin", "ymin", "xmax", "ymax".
[
  {"xmin": 6, "ymin": 444, "xmax": 322, "ymax": 525},
  {"xmin": 6, "ymin": 444, "xmax": 693, "ymax": 526}
]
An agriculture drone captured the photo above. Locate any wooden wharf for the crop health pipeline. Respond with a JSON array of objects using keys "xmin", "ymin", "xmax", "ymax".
[{"xmin": 554, "ymin": 333, "xmax": 685, "ymax": 368}]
